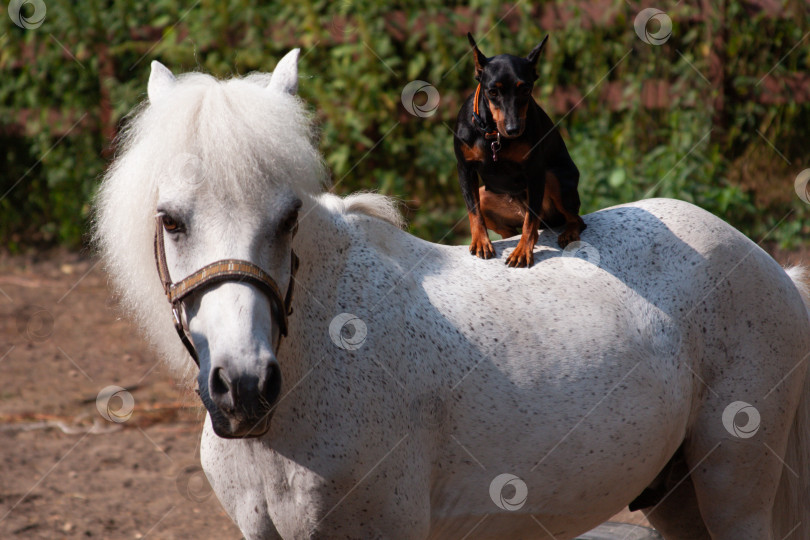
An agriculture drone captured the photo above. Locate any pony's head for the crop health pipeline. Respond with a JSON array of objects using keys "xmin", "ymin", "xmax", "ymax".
[{"xmin": 95, "ymin": 49, "xmax": 326, "ymax": 438}]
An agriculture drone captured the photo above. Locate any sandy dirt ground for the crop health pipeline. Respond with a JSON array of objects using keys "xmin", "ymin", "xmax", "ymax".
[
  {"xmin": 0, "ymin": 251, "xmax": 239, "ymax": 539},
  {"xmin": 6, "ymin": 244, "xmax": 802, "ymax": 538}
]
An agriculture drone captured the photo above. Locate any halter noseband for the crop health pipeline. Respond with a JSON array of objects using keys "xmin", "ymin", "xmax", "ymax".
[
  {"xmin": 153, "ymin": 215, "xmax": 299, "ymax": 367},
  {"xmin": 471, "ymin": 83, "xmax": 501, "ymax": 161}
]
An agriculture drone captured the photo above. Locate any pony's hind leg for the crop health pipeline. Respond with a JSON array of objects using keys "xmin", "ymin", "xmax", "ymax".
[
  {"xmin": 642, "ymin": 478, "xmax": 711, "ymax": 540},
  {"xmin": 635, "ymin": 447, "xmax": 711, "ymax": 539},
  {"xmin": 637, "ymin": 422, "xmax": 781, "ymax": 540},
  {"xmin": 678, "ymin": 387, "xmax": 796, "ymax": 540},
  {"xmin": 683, "ymin": 422, "xmax": 781, "ymax": 539},
  {"xmin": 665, "ymin": 257, "xmax": 810, "ymax": 539}
]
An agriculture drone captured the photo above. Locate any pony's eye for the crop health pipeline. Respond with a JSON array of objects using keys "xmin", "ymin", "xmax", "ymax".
[
  {"xmin": 161, "ymin": 215, "xmax": 182, "ymax": 233},
  {"xmin": 278, "ymin": 199, "xmax": 302, "ymax": 235},
  {"xmin": 279, "ymin": 211, "xmax": 299, "ymax": 234}
]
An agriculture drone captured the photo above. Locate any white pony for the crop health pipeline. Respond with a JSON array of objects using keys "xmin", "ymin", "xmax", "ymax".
[{"xmin": 95, "ymin": 49, "xmax": 810, "ymax": 539}]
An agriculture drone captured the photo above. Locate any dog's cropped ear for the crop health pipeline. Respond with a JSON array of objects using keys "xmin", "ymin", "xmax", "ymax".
[
  {"xmin": 526, "ymin": 35, "xmax": 549, "ymax": 77},
  {"xmin": 467, "ymin": 33, "xmax": 487, "ymax": 81}
]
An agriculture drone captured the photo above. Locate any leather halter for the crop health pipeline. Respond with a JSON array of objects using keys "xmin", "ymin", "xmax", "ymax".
[
  {"xmin": 153, "ymin": 215, "xmax": 299, "ymax": 367},
  {"xmin": 471, "ymin": 83, "xmax": 501, "ymax": 160}
]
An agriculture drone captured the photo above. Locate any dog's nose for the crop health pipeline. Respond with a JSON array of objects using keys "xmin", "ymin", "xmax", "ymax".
[{"xmin": 505, "ymin": 124, "xmax": 521, "ymax": 137}]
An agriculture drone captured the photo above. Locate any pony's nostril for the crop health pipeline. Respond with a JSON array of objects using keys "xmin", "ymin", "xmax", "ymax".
[
  {"xmin": 263, "ymin": 362, "xmax": 282, "ymax": 406},
  {"xmin": 209, "ymin": 366, "xmax": 236, "ymax": 414},
  {"xmin": 208, "ymin": 361, "xmax": 279, "ymax": 420},
  {"xmin": 211, "ymin": 367, "xmax": 232, "ymax": 398}
]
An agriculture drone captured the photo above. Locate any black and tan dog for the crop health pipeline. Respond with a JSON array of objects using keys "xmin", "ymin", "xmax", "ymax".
[{"xmin": 454, "ymin": 33, "xmax": 586, "ymax": 268}]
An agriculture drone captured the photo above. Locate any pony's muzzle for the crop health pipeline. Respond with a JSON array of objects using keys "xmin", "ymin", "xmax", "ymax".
[{"xmin": 208, "ymin": 357, "xmax": 281, "ymax": 436}]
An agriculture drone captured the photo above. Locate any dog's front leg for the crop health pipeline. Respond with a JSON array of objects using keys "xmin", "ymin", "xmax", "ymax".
[
  {"xmin": 458, "ymin": 162, "xmax": 495, "ymax": 259},
  {"xmin": 505, "ymin": 174, "xmax": 543, "ymax": 268}
]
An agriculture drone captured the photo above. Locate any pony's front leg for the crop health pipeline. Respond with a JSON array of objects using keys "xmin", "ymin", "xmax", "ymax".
[{"xmin": 200, "ymin": 415, "xmax": 281, "ymax": 539}]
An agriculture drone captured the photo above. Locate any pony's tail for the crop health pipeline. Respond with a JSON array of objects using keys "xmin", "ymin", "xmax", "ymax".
[{"xmin": 772, "ymin": 266, "xmax": 810, "ymax": 539}]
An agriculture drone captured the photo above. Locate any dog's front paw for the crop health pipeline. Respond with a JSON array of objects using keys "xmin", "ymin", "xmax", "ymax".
[
  {"xmin": 469, "ymin": 236, "xmax": 495, "ymax": 260},
  {"xmin": 505, "ymin": 243, "xmax": 534, "ymax": 268},
  {"xmin": 557, "ymin": 228, "xmax": 581, "ymax": 249}
]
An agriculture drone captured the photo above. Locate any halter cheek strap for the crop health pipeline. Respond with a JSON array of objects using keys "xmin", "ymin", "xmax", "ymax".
[{"xmin": 153, "ymin": 215, "xmax": 298, "ymax": 367}]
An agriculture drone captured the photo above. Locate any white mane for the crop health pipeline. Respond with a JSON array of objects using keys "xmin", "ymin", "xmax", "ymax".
[
  {"xmin": 320, "ymin": 191, "xmax": 406, "ymax": 230},
  {"xmin": 94, "ymin": 68, "xmax": 403, "ymax": 380}
]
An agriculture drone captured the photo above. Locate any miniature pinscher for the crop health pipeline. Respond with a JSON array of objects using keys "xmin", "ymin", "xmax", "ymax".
[{"xmin": 453, "ymin": 33, "xmax": 586, "ymax": 268}]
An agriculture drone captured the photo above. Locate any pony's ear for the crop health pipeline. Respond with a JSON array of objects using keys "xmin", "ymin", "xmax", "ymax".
[
  {"xmin": 148, "ymin": 61, "xmax": 176, "ymax": 104},
  {"xmin": 467, "ymin": 33, "xmax": 487, "ymax": 81},
  {"xmin": 526, "ymin": 35, "xmax": 548, "ymax": 69},
  {"xmin": 269, "ymin": 48, "xmax": 300, "ymax": 95}
]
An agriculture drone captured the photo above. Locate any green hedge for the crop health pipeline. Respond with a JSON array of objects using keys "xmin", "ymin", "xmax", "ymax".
[{"xmin": 1, "ymin": 0, "xmax": 808, "ymax": 250}]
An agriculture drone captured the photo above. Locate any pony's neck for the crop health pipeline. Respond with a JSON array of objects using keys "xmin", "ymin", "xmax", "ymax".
[
  {"xmin": 293, "ymin": 194, "xmax": 356, "ymax": 274},
  {"xmin": 284, "ymin": 195, "xmax": 356, "ymax": 368},
  {"xmin": 284, "ymin": 192, "xmax": 413, "ymax": 380}
]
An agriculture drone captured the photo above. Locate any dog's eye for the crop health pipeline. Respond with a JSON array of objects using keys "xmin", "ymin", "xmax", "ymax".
[
  {"xmin": 518, "ymin": 85, "xmax": 532, "ymax": 95},
  {"xmin": 161, "ymin": 214, "xmax": 183, "ymax": 233},
  {"xmin": 487, "ymin": 89, "xmax": 498, "ymax": 98}
]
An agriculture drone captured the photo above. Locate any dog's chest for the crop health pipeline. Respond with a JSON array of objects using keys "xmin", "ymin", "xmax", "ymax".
[
  {"xmin": 469, "ymin": 139, "xmax": 534, "ymax": 192},
  {"xmin": 464, "ymin": 137, "xmax": 534, "ymax": 165},
  {"xmin": 479, "ymin": 167, "xmax": 529, "ymax": 195}
]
